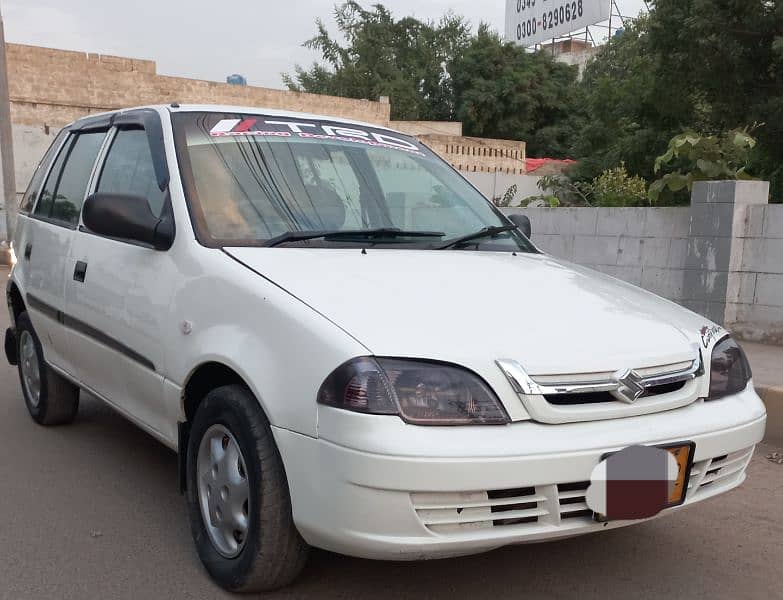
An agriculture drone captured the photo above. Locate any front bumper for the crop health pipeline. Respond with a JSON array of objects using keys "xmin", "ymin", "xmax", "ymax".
[{"xmin": 274, "ymin": 385, "xmax": 766, "ymax": 560}]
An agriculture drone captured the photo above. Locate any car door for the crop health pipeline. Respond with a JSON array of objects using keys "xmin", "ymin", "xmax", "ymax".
[
  {"xmin": 64, "ymin": 112, "xmax": 178, "ymax": 440},
  {"xmin": 18, "ymin": 128, "xmax": 107, "ymax": 377}
]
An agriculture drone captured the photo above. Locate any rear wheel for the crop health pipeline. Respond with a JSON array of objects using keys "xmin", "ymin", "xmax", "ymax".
[
  {"xmin": 16, "ymin": 311, "xmax": 79, "ymax": 426},
  {"xmin": 186, "ymin": 384, "xmax": 309, "ymax": 591}
]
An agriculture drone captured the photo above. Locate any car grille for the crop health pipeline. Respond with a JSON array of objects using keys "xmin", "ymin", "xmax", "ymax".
[
  {"xmin": 545, "ymin": 381, "xmax": 687, "ymax": 405},
  {"xmin": 496, "ymin": 356, "xmax": 703, "ymax": 424},
  {"xmin": 411, "ymin": 446, "xmax": 754, "ymax": 535}
]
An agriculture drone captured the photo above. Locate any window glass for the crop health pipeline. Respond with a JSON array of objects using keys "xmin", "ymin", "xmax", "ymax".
[
  {"xmin": 49, "ymin": 132, "xmax": 106, "ymax": 225},
  {"xmin": 98, "ymin": 129, "xmax": 165, "ymax": 217},
  {"xmin": 367, "ymin": 149, "xmax": 479, "ymax": 234},
  {"xmin": 35, "ymin": 135, "xmax": 71, "ymax": 219},
  {"xmin": 173, "ymin": 112, "xmax": 535, "ymax": 253},
  {"xmin": 20, "ymin": 129, "xmax": 68, "ymax": 214}
]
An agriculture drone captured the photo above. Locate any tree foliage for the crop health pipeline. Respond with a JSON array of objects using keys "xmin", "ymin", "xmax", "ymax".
[
  {"xmin": 285, "ymin": 3, "xmax": 581, "ymax": 156},
  {"xmin": 649, "ymin": 129, "xmax": 757, "ymax": 203},
  {"xmin": 575, "ymin": 1, "xmax": 783, "ymax": 201},
  {"xmin": 286, "ymin": 1, "xmax": 783, "ymax": 202},
  {"xmin": 449, "ymin": 25, "xmax": 583, "ymax": 157},
  {"xmin": 283, "ymin": 2, "xmax": 471, "ymax": 121}
]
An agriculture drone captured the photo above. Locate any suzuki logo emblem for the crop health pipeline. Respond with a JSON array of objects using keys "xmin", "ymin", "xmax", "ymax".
[{"xmin": 613, "ymin": 369, "xmax": 646, "ymax": 404}]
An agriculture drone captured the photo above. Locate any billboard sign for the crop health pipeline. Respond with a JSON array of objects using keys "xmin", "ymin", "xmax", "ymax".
[{"xmin": 505, "ymin": 0, "xmax": 611, "ymax": 47}]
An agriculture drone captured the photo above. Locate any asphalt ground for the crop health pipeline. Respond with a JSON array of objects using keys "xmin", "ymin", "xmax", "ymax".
[{"xmin": 0, "ymin": 279, "xmax": 781, "ymax": 599}]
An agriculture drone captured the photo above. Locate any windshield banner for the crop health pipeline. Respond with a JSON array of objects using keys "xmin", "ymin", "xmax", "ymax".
[{"xmin": 209, "ymin": 118, "xmax": 425, "ymax": 156}]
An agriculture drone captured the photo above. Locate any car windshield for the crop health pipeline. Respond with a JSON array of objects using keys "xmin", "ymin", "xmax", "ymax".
[{"xmin": 173, "ymin": 112, "xmax": 535, "ymax": 252}]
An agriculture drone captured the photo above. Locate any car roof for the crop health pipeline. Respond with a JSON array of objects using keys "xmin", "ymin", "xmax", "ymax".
[{"xmin": 69, "ymin": 103, "xmax": 398, "ymax": 134}]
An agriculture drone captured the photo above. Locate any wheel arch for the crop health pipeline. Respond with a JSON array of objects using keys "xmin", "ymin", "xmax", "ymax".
[
  {"xmin": 6, "ymin": 279, "xmax": 26, "ymax": 329},
  {"xmin": 178, "ymin": 360, "xmax": 272, "ymax": 493},
  {"xmin": 182, "ymin": 361, "xmax": 253, "ymax": 423}
]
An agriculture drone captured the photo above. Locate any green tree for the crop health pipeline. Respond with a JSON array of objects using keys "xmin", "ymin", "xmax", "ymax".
[
  {"xmin": 286, "ymin": 3, "xmax": 582, "ymax": 157},
  {"xmin": 647, "ymin": 0, "xmax": 783, "ymax": 200},
  {"xmin": 283, "ymin": 2, "xmax": 470, "ymax": 121},
  {"xmin": 573, "ymin": 1, "xmax": 783, "ymax": 201},
  {"xmin": 450, "ymin": 24, "xmax": 583, "ymax": 157},
  {"xmin": 572, "ymin": 14, "xmax": 688, "ymax": 184}
]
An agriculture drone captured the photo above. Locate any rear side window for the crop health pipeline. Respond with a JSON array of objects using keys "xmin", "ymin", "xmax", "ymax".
[
  {"xmin": 98, "ymin": 128, "xmax": 165, "ymax": 217},
  {"xmin": 19, "ymin": 129, "xmax": 68, "ymax": 214},
  {"xmin": 35, "ymin": 131, "xmax": 106, "ymax": 226}
]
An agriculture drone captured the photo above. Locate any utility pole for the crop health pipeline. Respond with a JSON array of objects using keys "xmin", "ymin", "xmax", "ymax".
[{"xmin": 0, "ymin": 1, "xmax": 17, "ymax": 254}]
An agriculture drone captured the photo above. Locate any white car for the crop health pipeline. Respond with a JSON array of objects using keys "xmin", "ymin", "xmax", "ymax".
[{"xmin": 4, "ymin": 105, "xmax": 766, "ymax": 592}]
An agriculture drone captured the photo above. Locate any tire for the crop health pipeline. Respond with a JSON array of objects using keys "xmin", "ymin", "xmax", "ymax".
[
  {"xmin": 16, "ymin": 311, "xmax": 80, "ymax": 426},
  {"xmin": 186, "ymin": 384, "xmax": 309, "ymax": 592}
]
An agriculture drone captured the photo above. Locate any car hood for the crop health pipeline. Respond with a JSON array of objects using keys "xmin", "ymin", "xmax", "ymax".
[{"xmin": 225, "ymin": 247, "xmax": 709, "ymax": 376}]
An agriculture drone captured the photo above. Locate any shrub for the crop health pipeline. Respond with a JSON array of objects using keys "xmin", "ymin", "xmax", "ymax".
[{"xmin": 582, "ymin": 162, "xmax": 648, "ymax": 207}]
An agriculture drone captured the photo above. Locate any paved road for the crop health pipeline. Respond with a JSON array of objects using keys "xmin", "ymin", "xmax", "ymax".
[{"xmin": 1, "ymin": 289, "xmax": 781, "ymax": 599}]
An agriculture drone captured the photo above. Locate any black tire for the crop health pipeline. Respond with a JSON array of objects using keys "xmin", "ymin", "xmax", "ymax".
[
  {"xmin": 186, "ymin": 384, "xmax": 309, "ymax": 592},
  {"xmin": 16, "ymin": 311, "xmax": 79, "ymax": 426}
]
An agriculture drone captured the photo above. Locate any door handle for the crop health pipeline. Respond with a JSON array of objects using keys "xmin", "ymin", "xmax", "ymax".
[
  {"xmin": 24, "ymin": 243, "xmax": 32, "ymax": 261},
  {"xmin": 73, "ymin": 261, "xmax": 88, "ymax": 283}
]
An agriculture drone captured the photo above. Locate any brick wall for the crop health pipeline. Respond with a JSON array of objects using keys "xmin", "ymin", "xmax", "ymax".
[
  {"xmin": 390, "ymin": 121, "xmax": 463, "ymax": 136},
  {"xmin": 5, "ymin": 43, "xmax": 391, "ymax": 128},
  {"xmin": 418, "ymin": 134, "xmax": 526, "ymax": 174},
  {"xmin": 4, "ymin": 43, "xmax": 394, "ymax": 197}
]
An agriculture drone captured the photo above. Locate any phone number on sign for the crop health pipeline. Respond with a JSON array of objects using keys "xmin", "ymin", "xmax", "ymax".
[{"xmin": 515, "ymin": 0, "xmax": 585, "ymax": 42}]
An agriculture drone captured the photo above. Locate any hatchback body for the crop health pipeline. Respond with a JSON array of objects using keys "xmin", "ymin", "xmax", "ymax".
[{"xmin": 4, "ymin": 105, "xmax": 766, "ymax": 592}]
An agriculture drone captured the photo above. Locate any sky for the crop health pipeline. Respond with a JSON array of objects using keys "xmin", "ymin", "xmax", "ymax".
[{"xmin": 2, "ymin": 0, "xmax": 649, "ymax": 90}]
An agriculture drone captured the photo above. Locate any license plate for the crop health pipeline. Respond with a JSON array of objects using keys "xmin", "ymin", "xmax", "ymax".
[{"xmin": 593, "ymin": 441, "xmax": 695, "ymax": 521}]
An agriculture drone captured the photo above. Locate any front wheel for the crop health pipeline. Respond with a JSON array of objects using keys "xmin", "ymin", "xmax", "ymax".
[{"xmin": 185, "ymin": 384, "xmax": 309, "ymax": 592}]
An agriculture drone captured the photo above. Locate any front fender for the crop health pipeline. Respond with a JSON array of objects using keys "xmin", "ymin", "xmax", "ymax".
[{"xmin": 167, "ymin": 248, "xmax": 370, "ymax": 437}]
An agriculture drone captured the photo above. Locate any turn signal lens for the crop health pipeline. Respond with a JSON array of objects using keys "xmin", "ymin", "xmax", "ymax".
[
  {"xmin": 317, "ymin": 357, "xmax": 397, "ymax": 415},
  {"xmin": 707, "ymin": 336, "xmax": 752, "ymax": 400},
  {"xmin": 317, "ymin": 357, "xmax": 510, "ymax": 425}
]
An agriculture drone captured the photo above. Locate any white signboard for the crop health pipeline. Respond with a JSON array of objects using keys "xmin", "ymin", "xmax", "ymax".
[{"xmin": 505, "ymin": 0, "xmax": 611, "ymax": 47}]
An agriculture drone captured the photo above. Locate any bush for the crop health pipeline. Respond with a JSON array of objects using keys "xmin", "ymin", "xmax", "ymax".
[{"xmin": 581, "ymin": 163, "xmax": 649, "ymax": 206}]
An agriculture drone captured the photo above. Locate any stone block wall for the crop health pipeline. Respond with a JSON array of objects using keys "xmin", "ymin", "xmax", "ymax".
[
  {"xmin": 501, "ymin": 207, "xmax": 690, "ymax": 303},
  {"xmin": 501, "ymin": 183, "xmax": 783, "ymax": 343},
  {"xmin": 727, "ymin": 203, "xmax": 783, "ymax": 343}
]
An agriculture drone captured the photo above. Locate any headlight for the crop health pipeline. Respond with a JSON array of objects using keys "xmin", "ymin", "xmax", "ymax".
[
  {"xmin": 707, "ymin": 336, "xmax": 752, "ymax": 400},
  {"xmin": 317, "ymin": 357, "xmax": 510, "ymax": 425}
]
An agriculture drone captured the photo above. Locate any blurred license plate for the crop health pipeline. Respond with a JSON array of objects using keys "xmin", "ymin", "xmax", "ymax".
[{"xmin": 594, "ymin": 441, "xmax": 695, "ymax": 521}]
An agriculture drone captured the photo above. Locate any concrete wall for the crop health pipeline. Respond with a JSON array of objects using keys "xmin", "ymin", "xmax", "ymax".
[
  {"xmin": 501, "ymin": 182, "xmax": 783, "ymax": 343},
  {"xmin": 501, "ymin": 206, "xmax": 690, "ymax": 303},
  {"xmin": 727, "ymin": 203, "xmax": 783, "ymax": 343},
  {"xmin": 467, "ymin": 172, "xmax": 543, "ymax": 205}
]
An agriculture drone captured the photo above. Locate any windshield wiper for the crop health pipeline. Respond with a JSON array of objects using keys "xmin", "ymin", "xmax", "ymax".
[
  {"xmin": 436, "ymin": 225, "xmax": 518, "ymax": 250},
  {"xmin": 263, "ymin": 228, "xmax": 445, "ymax": 248}
]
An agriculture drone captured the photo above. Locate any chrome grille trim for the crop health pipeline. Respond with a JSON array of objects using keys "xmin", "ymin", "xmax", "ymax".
[
  {"xmin": 496, "ymin": 348, "xmax": 705, "ymax": 423},
  {"xmin": 496, "ymin": 354, "xmax": 702, "ymax": 398}
]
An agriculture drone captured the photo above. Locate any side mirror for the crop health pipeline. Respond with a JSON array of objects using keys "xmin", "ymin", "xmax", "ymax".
[
  {"xmin": 507, "ymin": 213, "xmax": 532, "ymax": 239},
  {"xmin": 83, "ymin": 192, "xmax": 174, "ymax": 251}
]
